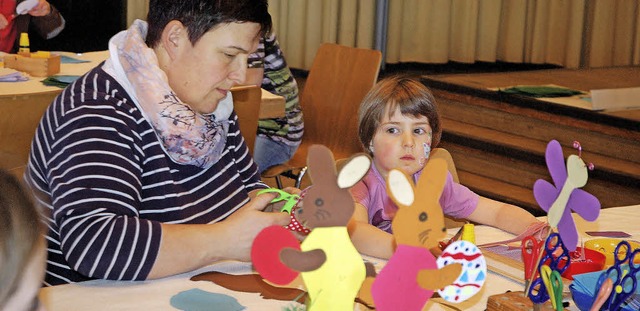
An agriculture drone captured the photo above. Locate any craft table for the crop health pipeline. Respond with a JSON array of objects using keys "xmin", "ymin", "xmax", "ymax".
[{"xmin": 38, "ymin": 205, "xmax": 639, "ymax": 311}]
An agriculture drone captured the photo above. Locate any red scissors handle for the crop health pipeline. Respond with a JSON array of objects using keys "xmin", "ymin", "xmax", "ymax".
[{"xmin": 521, "ymin": 236, "xmax": 541, "ymax": 280}]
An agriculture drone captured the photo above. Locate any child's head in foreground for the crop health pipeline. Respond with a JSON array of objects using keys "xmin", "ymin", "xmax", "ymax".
[
  {"xmin": 0, "ymin": 170, "xmax": 46, "ymax": 311},
  {"xmin": 357, "ymin": 75, "xmax": 441, "ymax": 177}
]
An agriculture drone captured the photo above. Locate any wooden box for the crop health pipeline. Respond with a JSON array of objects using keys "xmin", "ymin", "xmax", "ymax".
[
  {"xmin": 3, "ymin": 54, "xmax": 61, "ymax": 77},
  {"xmin": 487, "ymin": 291, "xmax": 566, "ymax": 310}
]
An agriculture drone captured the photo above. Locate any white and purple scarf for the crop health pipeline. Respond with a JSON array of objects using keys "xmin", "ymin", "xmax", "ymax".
[{"xmin": 103, "ymin": 20, "xmax": 232, "ymax": 169}]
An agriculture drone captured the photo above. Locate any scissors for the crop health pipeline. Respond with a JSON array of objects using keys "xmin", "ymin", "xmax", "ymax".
[
  {"xmin": 540, "ymin": 265, "xmax": 563, "ymax": 311},
  {"xmin": 257, "ymin": 188, "xmax": 300, "ymax": 214},
  {"xmin": 593, "ymin": 240, "xmax": 640, "ymax": 311},
  {"xmin": 522, "ymin": 235, "xmax": 543, "ymax": 292},
  {"xmin": 439, "ymin": 225, "xmax": 465, "ymax": 250},
  {"xmin": 589, "ymin": 278, "xmax": 613, "ymax": 311},
  {"xmin": 527, "ymin": 232, "xmax": 571, "ymax": 304}
]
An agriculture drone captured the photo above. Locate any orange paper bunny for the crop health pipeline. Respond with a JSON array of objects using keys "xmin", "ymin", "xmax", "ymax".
[{"xmin": 361, "ymin": 158, "xmax": 462, "ymax": 310}]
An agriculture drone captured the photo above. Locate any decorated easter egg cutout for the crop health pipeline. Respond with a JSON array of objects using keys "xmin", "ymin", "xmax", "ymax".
[
  {"xmin": 251, "ymin": 225, "xmax": 301, "ymax": 285},
  {"xmin": 436, "ymin": 240, "xmax": 486, "ymax": 303}
]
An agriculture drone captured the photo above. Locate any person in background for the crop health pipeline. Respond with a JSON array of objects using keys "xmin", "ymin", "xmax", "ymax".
[
  {"xmin": 348, "ymin": 75, "xmax": 543, "ymax": 259},
  {"xmin": 0, "ymin": 0, "xmax": 65, "ymax": 53},
  {"xmin": 0, "ymin": 169, "xmax": 47, "ymax": 311},
  {"xmin": 246, "ymin": 32, "xmax": 303, "ymax": 174},
  {"xmin": 25, "ymin": 0, "xmax": 290, "ymax": 286}
]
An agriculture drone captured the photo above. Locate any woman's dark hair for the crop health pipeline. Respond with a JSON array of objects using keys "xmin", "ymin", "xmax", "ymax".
[
  {"xmin": 146, "ymin": 0, "xmax": 272, "ymax": 47},
  {"xmin": 358, "ymin": 75, "xmax": 441, "ymax": 155}
]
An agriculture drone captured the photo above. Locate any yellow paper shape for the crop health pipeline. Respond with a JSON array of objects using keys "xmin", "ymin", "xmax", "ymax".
[{"xmin": 300, "ymin": 227, "xmax": 365, "ymax": 310}]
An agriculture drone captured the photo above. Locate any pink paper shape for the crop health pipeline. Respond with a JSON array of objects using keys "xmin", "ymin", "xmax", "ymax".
[{"xmin": 371, "ymin": 245, "xmax": 437, "ymax": 310}]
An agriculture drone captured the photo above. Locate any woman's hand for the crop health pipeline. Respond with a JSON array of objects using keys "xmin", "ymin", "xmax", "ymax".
[
  {"xmin": 28, "ymin": 0, "xmax": 51, "ymax": 17},
  {"xmin": 222, "ymin": 193, "xmax": 291, "ymax": 261}
]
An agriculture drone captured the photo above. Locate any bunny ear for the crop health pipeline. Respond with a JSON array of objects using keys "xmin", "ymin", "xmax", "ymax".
[
  {"xmin": 306, "ymin": 145, "xmax": 337, "ymax": 185},
  {"xmin": 337, "ymin": 154, "xmax": 371, "ymax": 189},
  {"xmin": 387, "ymin": 169, "xmax": 415, "ymax": 207},
  {"xmin": 416, "ymin": 158, "xmax": 448, "ymax": 201}
]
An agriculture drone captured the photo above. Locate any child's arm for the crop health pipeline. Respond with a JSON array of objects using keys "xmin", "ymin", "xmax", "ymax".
[
  {"xmin": 466, "ymin": 196, "xmax": 542, "ymax": 235},
  {"xmin": 347, "ymin": 203, "xmax": 395, "ymax": 259}
]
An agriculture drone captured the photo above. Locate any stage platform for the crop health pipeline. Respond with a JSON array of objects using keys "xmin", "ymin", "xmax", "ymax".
[{"xmin": 421, "ymin": 66, "xmax": 639, "ymax": 214}]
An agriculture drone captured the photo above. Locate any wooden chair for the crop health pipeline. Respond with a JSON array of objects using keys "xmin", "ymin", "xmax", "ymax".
[
  {"xmin": 0, "ymin": 92, "xmax": 54, "ymax": 179},
  {"xmin": 261, "ymin": 43, "xmax": 382, "ymax": 188},
  {"xmin": 231, "ymin": 85, "xmax": 261, "ymax": 155},
  {"xmin": 430, "ymin": 148, "xmax": 468, "ymax": 228}
]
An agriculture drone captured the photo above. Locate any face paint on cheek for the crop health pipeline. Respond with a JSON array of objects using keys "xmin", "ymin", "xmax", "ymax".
[{"xmin": 419, "ymin": 142, "xmax": 432, "ymax": 166}]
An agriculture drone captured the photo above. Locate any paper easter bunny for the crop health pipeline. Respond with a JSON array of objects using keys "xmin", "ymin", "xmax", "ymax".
[
  {"xmin": 362, "ymin": 158, "xmax": 486, "ymax": 310},
  {"xmin": 252, "ymin": 144, "xmax": 371, "ymax": 311}
]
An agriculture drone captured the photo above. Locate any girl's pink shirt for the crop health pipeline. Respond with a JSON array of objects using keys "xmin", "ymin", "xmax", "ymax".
[{"xmin": 350, "ymin": 164, "xmax": 478, "ymax": 233}]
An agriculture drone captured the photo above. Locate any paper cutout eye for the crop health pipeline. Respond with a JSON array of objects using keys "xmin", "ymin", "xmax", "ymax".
[
  {"xmin": 315, "ymin": 198, "xmax": 324, "ymax": 206},
  {"xmin": 419, "ymin": 212, "xmax": 428, "ymax": 222}
]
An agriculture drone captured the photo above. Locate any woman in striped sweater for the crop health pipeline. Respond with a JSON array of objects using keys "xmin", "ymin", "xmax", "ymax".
[{"xmin": 25, "ymin": 0, "xmax": 289, "ymax": 286}]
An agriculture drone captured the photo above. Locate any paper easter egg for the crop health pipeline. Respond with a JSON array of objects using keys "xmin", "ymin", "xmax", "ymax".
[{"xmin": 436, "ymin": 240, "xmax": 487, "ymax": 303}]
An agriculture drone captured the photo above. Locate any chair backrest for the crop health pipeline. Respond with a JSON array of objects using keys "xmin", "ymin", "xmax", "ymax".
[
  {"xmin": 431, "ymin": 148, "xmax": 467, "ymax": 228},
  {"xmin": 290, "ymin": 43, "xmax": 382, "ymax": 166},
  {"xmin": 0, "ymin": 92, "xmax": 54, "ymax": 175},
  {"xmin": 231, "ymin": 85, "xmax": 261, "ymax": 155},
  {"xmin": 430, "ymin": 148, "xmax": 459, "ymax": 183}
]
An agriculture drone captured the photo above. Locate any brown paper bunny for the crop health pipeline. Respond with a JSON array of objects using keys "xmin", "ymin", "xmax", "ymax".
[
  {"xmin": 254, "ymin": 144, "xmax": 371, "ymax": 311},
  {"xmin": 359, "ymin": 158, "xmax": 462, "ymax": 310}
]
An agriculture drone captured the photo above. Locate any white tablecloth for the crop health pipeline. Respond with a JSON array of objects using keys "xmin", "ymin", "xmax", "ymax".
[{"xmin": 39, "ymin": 205, "xmax": 639, "ymax": 311}]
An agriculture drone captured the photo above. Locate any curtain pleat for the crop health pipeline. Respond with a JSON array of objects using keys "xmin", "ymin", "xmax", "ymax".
[
  {"xmin": 475, "ymin": 0, "xmax": 502, "ymax": 62},
  {"xmin": 127, "ymin": 0, "xmax": 149, "ymax": 26}
]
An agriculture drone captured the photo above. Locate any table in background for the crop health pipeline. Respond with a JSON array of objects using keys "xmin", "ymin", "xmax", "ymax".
[
  {"xmin": 0, "ymin": 51, "xmax": 109, "ymax": 173},
  {"xmin": 231, "ymin": 85, "xmax": 285, "ymax": 120},
  {"xmin": 421, "ymin": 67, "xmax": 640, "ymax": 213},
  {"xmin": 39, "ymin": 205, "xmax": 639, "ymax": 311}
]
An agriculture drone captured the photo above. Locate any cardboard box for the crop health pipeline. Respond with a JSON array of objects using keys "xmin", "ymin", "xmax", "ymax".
[{"xmin": 3, "ymin": 54, "xmax": 61, "ymax": 77}]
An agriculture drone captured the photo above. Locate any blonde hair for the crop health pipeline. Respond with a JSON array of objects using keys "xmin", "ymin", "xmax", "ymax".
[
  {"xmin": 0, "ymin": 170, "xmax": 45, "ymax": 304},
  {"xmin": 357, "ymin": 75, "xmax": 441, "ymax": 155}
]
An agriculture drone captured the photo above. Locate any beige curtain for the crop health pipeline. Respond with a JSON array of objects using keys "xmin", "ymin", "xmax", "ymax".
[
  {"xmin": 270, "ymin": 0, "xmax": 640, "ymax": 70},
  {"xmin": 127, "ymin": 0, "xmax": 149, "ymax": 26},
  {"xmin": 269, "ymin": 0, "xmax": 376, "ymax": 69}
]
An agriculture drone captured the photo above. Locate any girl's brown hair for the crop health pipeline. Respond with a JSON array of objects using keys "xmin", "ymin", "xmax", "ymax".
[
  {"xmin": 357, "ymin": 75, "xmax": 441, "ymax": 155},
  {"xmin": 0, "ymin": 170, "xmax": 45, "ymax": 304}
]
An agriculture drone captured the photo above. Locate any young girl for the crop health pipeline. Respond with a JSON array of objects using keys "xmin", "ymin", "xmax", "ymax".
[
  {"xmin": 348, "ymin": 75, "xmax": 542, "ymax": 259},
  {"xmin": 0, "ymin": 169, "xmax": 47, "ymax": 310}
]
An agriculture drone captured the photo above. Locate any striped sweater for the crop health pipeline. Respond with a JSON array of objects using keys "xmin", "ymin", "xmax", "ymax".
[
  {"xmin": 248, "ymin": 33, "xmax": 303, "ymax": 146},
  {"xmin": 26, "ymin": 65, "xmax": 267, "ymax": 286}
]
